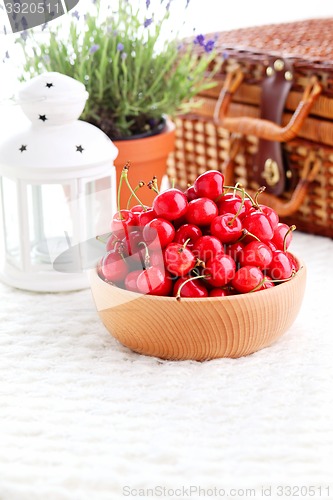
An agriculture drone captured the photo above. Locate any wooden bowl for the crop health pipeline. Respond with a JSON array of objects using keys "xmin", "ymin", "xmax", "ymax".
[{"xmin": 89, "ymin": 258, "xmax": 306, "ymax": 360}]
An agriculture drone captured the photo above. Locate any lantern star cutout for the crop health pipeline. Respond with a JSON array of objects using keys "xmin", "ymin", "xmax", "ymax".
[
  {"xmin": 39, "ymin": 114, "xmax": 48, "ymax": 122},
  {"xmin": 45, "ymin": 83, "xmax": 54, "ymax": 88},
  {"xmin": 19, "ymin": 145, "xmax": 27, "ymax": 153},
  {"xmin": 76, "ymin": 145, "xmax": 84, "ymax": 153}
]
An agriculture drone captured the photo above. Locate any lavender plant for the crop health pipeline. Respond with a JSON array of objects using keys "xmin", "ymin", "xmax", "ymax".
[{"xmin": 17, "ymin": 0, "xmax": 219, "ymax": 139}]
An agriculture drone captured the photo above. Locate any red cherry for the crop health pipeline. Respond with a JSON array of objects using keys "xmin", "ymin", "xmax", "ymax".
[
  {"xmin": 106, "ymin": 232, "xmax": 120, "ymax": 252},
  {"xmin": 174, "ymin": 223, "xmax": 202, "ymax": 249},
  {"xmin": 209, "ymin": 287, "xmax": 232, "ymax": 297},
  {"xmin": 272, "ymin": 223, "xmax": 293, "ymax": 250},
  {"xmin": 164, "ymin": 242, "xmax": 196, "ymax": 276},
  {"xmin": 137, "ymin": 267, "xmax": 172, "ymax": 296},
  {"xmin": 204, "ymin": 254, "xmax": 236, "ymax": 287},
  {"xmin": 217, "ymin": 193, "xmax": 248, "ymax": 219},
  {"xmin": 113, "ymin": 238, "xmax": 129, "ymax": 258},
  {"xmin": 266, "ymin": 240, "xmax": 277, "ymax": 252},
  {"xmin": 173, "ymin": 276, "xmax": 208, "ymax": 298},
  {"xmin": 130, "ymin": 205, "xmax": 149, "ymax": 225},
  {"xmin": 225, "ymin": 241, "xmax": 245, "ymax": 263},
  {"xmin": 129, "ymin": 245, "xmax": 166, "ymax": 272},
  {"xmin": 138, "ymin": 208, "xmax": 157, "ymax": 226},
  {"xmin": 210, "ymin": 213, "xmax": 243, "ymax": 244},
  {"xmin": 97, "ymin": 258, "xmax": 104, "ymax": 279},
  {"xmin": 261, "ymin": 276, "xmax": 275, "ymax": 289},
  {"xmin": 211, "ymin": 214, "xmax": 242, "ymax": 244},
  {"xmin": 185, "ymin": 185, "xmax": 197, "ymax": 202},
  {"xmin": 192, "ymin": 235, "xmax": 224, "ymax": 262},
  {"xmin": 231, "ymin": 265, "xmax": 264, "ymax": 293},
  {"xmin": 101, "ymin": 250, "xmax": 128, "ymax": 283},
  {"xmin": 111, "ymin": 209, "xmax": 136, "ymax": 232},
  {"xmin": 152, "ymin": 188, "xmax": 188, "ymax": 221},
  {"xmin": 124, "ymin": 270, "xmax": 142, "ymax": 292},
  {"xmin": 242, "ymin": 210, "xmax": 274, "ymax": 242},
  {"xmin": 186, "ymin": 197, "xmax": 218, "ymax": 226},
  {"xmin": 130, "ymin": 204, "xmax": 149, "ymax": 213},
  {"xmin": 121, "ymin": 229, "xmax": 143, "ymax": 257},
  {"xmin": 286, "ymin": 252, "xmax": 299, "ymax": 273},
  {"xmin": 259, "ymin": 204, "xmax": 279, "ymax": 230},
  {"xmin": 142, "ymin": 218, "xmax": 175, "ymax": 249},
  {"xmin": 268, "ymin": 250, "xmax": 293, "ymax": 280},
  {"xmin": 239, "ymin": 241, "xmax": 273, "ymax": 270},
  {"xmin": 193, "ymin": 170, "xmax": 224, "ymax": 200}
]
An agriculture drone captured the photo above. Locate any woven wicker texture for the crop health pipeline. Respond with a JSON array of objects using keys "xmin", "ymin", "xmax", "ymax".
[
  {"xmin": 167, "ymin": 117, "xmax": 333, "ymax": 237},
  {"xmin": 169, "ymin": 18, "xmax": 333, "ymax": 237},
  {"xmin": 212, "ymin": 18, "xmax": 333, "ymax": 68}
]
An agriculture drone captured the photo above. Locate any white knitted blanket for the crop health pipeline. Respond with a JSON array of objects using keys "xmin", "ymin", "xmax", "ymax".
[{"xmin": 1, "ymin": 231, "xmax": 333, "ymax": 500}]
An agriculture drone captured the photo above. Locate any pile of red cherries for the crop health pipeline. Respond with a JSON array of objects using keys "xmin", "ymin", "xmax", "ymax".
[{"xmin": 98, "ymin": 169, "xmax": 299, "ymax": 299}]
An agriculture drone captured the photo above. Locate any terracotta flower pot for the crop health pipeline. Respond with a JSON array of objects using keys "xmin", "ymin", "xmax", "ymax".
[{"xmin": 113, "ymin": 119, "xmax": 176, "ymax": 209}]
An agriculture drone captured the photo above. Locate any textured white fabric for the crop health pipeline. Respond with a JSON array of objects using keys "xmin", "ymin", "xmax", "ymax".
[{"xmin": 1, "ymin": 231, "xmax": 333, "ymax": 500}]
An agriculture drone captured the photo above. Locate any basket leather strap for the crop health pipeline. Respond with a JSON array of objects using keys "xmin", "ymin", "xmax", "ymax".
[
  {"xmin": 216, "ymin": 71, "xmax": 322, "ymax": 142},
  {"xmin": 252, "ymin": 58, "xmax": 294, "ymax": 195},
  {"xmin": 222, "ymin": 138, "xmax": 322, "ymax": 217}
]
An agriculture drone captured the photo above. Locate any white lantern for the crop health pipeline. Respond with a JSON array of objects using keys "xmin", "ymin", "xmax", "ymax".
[{"xmin": 0, "ymin": 72, "xmax": 118, "ymax": 292}]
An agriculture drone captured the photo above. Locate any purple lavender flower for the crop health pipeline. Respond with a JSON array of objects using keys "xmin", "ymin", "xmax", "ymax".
[
  {"xmin": 185, "ymin": 0, "xmax": 191, "ymax": 7},
  {"xmin": 144, "ymin": 17, "xmax": 153, "ymax": 28},
  {"xmin": 146, "ymin": 0, "xmax": 151, "ymax": 7},
  {"xmin": 194, "ymin": 34, "xmax": 205, "ymax": 46},
  {"xmin": 117, "ymin": 42, "xmax": 124, "ymax": 51},
  {"xmin": 72, "ymin": 10, "xmax": 80, "ymax": 20},
  {"xmin": 204, "ymin": 39, "xmax": 215, "ymax": 52},
  {"xmin": 20, "ymin": 30, "xmax": 28, "ymax": 42},
  {"xmin": 89, "ymin": 44, "xmax": 100, "ymax": 54},
  {"xmin": 121, "ymin": 52, "xmax": 127, "ymax": 61}
]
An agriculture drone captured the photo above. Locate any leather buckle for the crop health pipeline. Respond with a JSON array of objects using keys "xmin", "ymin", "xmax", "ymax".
[{"xmin": 261, "ymin": 158, "xmax": 280, "ymax": 186}]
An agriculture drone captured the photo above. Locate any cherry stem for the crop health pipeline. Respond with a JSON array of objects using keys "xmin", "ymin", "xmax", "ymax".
[
  {"xmin": 271, "ymin": 274, "xmax": 296, "ymax": 283},
  {"xmin": 254, "ymin": 186, "xmax": 266, "ymax": 208},
  {"xmin": 96, "ymin": 232, "xmax": 112, "ymax": 245},
  {"xmin": 138, "ymin": 241, "xmax": 150, "ymax": 269},
  {"xmin": 122, "ymin": 168, "xmax": 146, "ymax": 210},
  {"xmin": 181, "ymin": 238, "xmax": 191, "ymax": 250},
  {"xmin": 176, "ymin": 275, "xmax": 206, "ymax": 301},
  {"xmin": 195, "ymin": 258, "xmax": 205, "ymax": 268},
  {"xmin": 250, "ymin": 273, "xmax": 296, "ymax": 293},
  {"xmin": 219, "ymin": 185, "xmax": 257, "ymax": 206},
  {"xmin": 147, "ymin": 180, "xmax": 159, "ymax": 194},
  {"xmin": 249, "ymin": 277, "xmax": 267, "ymax": 293},
  {"xmin": 152, "ymin": 176, "xmax": 160, "ymax": 194},
  {"xmin": 228, "ymin": 187, "xmax": 245, "ymax": 225},
  {"xmin": 238, "ymin": 229, "xmax": 261, "ymax": 242},
  {"xmin": 117, "ymin": 166, "xmax": 129, "ymax": 219},
  {"xmin": 233, "ymin": 182, "xmax": 243, "ymax": 196},
  {"xmin": 126, "ymin": 181, "xmax": 146, "ymax": 210},
  {"xmin": 283, "ymin": 225, "xmax": 296, "ymax": 252}
]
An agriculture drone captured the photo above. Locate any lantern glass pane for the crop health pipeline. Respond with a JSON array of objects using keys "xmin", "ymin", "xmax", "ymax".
[
  {"xmin": 1, "ymin": 177, "xmax": 20, "ymax": 267},
  {"xmin": 27, "ymin": 183, "xmax": 75, "ymax": 265},
  {"xmin": 85, "ymin": 177, "xmax": 113, "ymax": 238}
]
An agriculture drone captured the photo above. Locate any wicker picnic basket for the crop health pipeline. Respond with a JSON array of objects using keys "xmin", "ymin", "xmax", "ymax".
[{"xmin": 167, "ymin": 18, "xmax": 333, "ymax": 238}]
